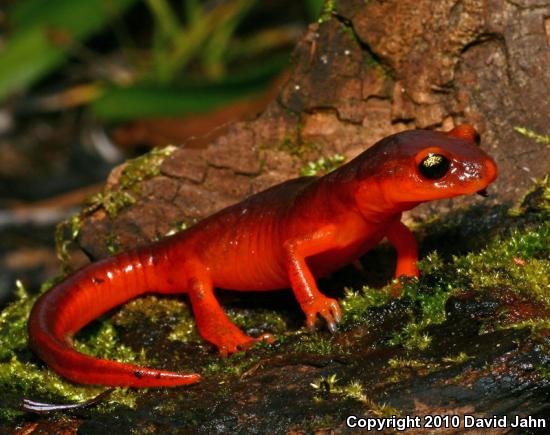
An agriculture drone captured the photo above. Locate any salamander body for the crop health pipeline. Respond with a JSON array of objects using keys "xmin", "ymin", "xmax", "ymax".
[{"xmin": 28, "ymin": 124, "xmax": 497, "ymax": 387}]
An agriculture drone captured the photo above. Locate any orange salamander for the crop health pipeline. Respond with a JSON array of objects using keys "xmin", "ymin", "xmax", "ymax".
[{"xmin": 28, "ymin": 124, "xmax": 497, "ymax": 387}]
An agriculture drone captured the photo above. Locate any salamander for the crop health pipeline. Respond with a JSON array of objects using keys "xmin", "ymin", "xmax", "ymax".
[{"xmin": 28, "ymin": 124, "xmax": 497, "ymax": 387}]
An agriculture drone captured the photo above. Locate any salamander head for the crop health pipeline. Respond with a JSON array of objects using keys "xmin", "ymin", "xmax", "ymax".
[{"xmin": 354, "ymin": 124, "xmax": 498, "ymax": 214}]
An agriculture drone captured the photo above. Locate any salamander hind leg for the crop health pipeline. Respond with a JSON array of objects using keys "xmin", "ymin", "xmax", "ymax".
[{"xmin": 186, "ymin": 264, "xmax": 273, "ymax": 356}]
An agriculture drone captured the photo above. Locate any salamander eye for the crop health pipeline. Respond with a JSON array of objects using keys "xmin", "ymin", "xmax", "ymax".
[{"xmin": 418, "ymin": 153, "xmax": 450, "ymax": 179}]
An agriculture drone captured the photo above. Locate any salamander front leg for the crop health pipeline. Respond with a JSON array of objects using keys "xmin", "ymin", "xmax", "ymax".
[
  {"xmin": 284, "ymin": 226, "xmax": 342, "ymax": 332},
  {"xmin": 187, "ymin": 268, "xmax": 273, "ymax": 356},
  {"xmin": 386, "ymin": 221, "xmax": 419, "ymax": 295}
]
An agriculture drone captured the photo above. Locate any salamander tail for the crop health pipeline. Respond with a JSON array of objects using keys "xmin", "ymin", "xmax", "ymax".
[{"xmin": 28, "ymin": 248, "xmax": 201, "ymax": 387}]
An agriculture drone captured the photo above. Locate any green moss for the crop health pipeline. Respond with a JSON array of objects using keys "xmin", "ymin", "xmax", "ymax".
[
  {"xmin": 277, "ymin": 136, "xmax": 319, "ymax": 158},
  {"xmin": 0, "ymin": 282, "xmax": 141, "ymax": 420},
  {"xmin": 311, "ymin": 375, "xmax": 399, "ymax": 417},
  {"xmin": 114, "ymin": 295, "xmax": 188, "ymax": 324},
  {"xmin": 202, "ymin": 352, "xmax": 262, "ymax": 378},
  {"xmin": 120, "ymin": 146, "xmax": 176, "ymax": 190},
  {"xmin": 454, "ymin": 223, "xmax": 550, "ymax": 309},
  {"xmin": 509, "ymin": 175, "xmax": 550, "ymax": 216},
  {"xmin": 342, "ymin": 252, "xmax": 448, "ymax": 332},
  {"xmin": 113, "ymin": 295, "xmax": 201, "ymax": 344},
  {"xmin": 1, "ymin": 357, "xmax": 101, "ymax": 404},
  {"xmin": 87, "ymin": 190, "xmax": 137, "ymax": 220},
  {"xmin": 54, "ymin": 145, "xmax": 176, "ymax": 267},
  {"xmin": 278, "ymin": 136, "xmax": 296, "ymax": 154},
  {"xmin": 0, "ymin": 278, "xmax": 61, "ymax": 361},
  {"xmin": 102, "ymin": 233, "xmax": 119, "ymax": 255},
  {"xmin": 514, "ymin": 126, "xmax": 550, "ymax": 145},
  {"xmin": 400, "ymin": 275, "xmax": 449, "ymax": 326},
  {"xmin": 290, "ymin": 333, "xmax": 335, "ymax": 355},
  {"xmin": 341, "ymin": 285, "xmax": 393, "ymax": 323},
  {"xmin": 167, "ymin": 320, "xmax": 200, "ymax": 343},
  {"xmin": 163, "ymin": 221, "xmax": 189, "ymax": 237},
  {"xmin": 341, "ymin": 381, "xmax": 399, "ymax": 417},
  {"xmin": 339, "ymin": 22, "xmax": 356, "ymax": 40},
  {"xmin": 385, "ymin": 356, "xmax": 463, "ymax": 385},
  {"xmin": 228, "ymin": 308, "xmax": 288, "ymax": 335},
  {"xmin": 497, "ymin": 318, "xmax": 550, "ymax": 334},
  {"xmin": 87, "ymin": 145, "xmax": 176, "ymax": 218},
  {"xmin": 299, "ymin": 154, "xmax": 346, "ymax": 177},
  {"xmin": 0, "ymin": 354, "xmax": 139, "ymax": 414},
  {"xmin": 0, "ymin": 406, "xmax": 23, "ymax": 422},
  {"xmin": 342, "ymin": 255, "xmax": 452, "ymax": 351},
  {"xmin": 74, "ymin": 323, "xmax": 139, "ymax": 364},
  {"xmin": 389, "ymin": 323, "xmax": 432, "ymax": 351},
  {"xmin": 55, "ymin": 214, "xmax": 82, "ymax": 270},
  {"xmin": 535, "ymin": 364, "xmax": 550, "ymax": 380},
  {"xmin": 385, "ymin": 358, "xmax": 437, "ymax": 384},
  {"xmin": 365, "ymin": 54, "xmax": 381, "ymax": 70},
  {"xmin": 441, "ymin": 352, "xmax": 472, "ymax": 364},
  {"xmin": 310, "ymin": 372, "xmax": 338, "ymax": 392},
  {"xmin": 0, "ymin": 348, "xmax": 138, "ymax": 420},
  {"xmin": 0, "ymin": 281, "xmax": 34, "ymax": 361},
  {"xmin": 317, "ymin": 0, "xmax": 336, "ymax": 23},
  {"xmin": 310, "ymin": 415, "xmax": 335, "ymax": 431},
  {"xmin": 388, "ymin": 358, "xmax": 426, "ymax": 370}
]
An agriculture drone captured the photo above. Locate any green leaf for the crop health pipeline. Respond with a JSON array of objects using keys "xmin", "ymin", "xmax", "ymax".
[
  {"xmin": 0, "ymin": 0, "xmax": 138, "ymax": 102},
  {"xmin": 92, "ymin": 52, "xmax": 289, "ymax": 121},
  {"xmin": 91, "ymin": 84, "xmax": 264, "ymax": 121},
  {"xmin": 304, "ymin": 0, "xmax": 325, "ymax": 20}
]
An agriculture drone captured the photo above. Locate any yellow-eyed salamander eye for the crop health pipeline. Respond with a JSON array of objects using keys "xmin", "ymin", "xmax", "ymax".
[{"xmin": 419, "ymin": 153, "xmax": 450, "ymax": 179}]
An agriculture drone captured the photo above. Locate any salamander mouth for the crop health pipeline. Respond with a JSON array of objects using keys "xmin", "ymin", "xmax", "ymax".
[{"xmin": 477, "ymin": 188, "xmax": 489, "ymax": 197}]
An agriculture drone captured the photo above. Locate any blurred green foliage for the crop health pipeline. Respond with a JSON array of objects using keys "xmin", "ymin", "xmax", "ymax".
[
  {"xmin": 0, "ymin": 0, "xmax": 326, "ymax": 120},
  {"xmin": 0, "ymin": 0, "xmax": 138, "ymax": 102},
  {"xmin": 92, "ymin": 52, "xmax": 289, "ymax": 120}
]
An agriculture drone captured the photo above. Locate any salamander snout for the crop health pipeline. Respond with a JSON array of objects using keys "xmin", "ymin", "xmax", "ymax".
[{"xmin": 478, "ymin": 154, "xmax": 498, "ymax": 195}]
